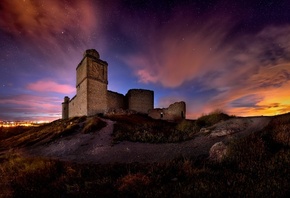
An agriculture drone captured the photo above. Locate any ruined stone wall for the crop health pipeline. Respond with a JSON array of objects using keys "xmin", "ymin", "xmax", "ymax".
[
  {"xmin": 126, "ymin": 89, "xmax": 154, "ymax": 114},
  {"xmin": 107, "ymin": 90, "xmax": 125, "ymax": 110},
  {"xmin": 148, "ymin": 108, "xmax": 163, "ymax": 120},
  {"xmin": 149, "ymin": 101, "xmax": 186, "ymax": 120},
  {"xmin": 166, "ymin": 101, "xmax": 186, "ymax": 120}
]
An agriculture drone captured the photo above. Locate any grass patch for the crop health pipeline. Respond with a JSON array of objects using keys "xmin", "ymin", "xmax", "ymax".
[
  {"xmin": 0, "ymin": 116, "xmax": 107, "ymax": 150},
  {"xmin": 81, "ymin": 116, "xmax": 107, "ymax": 134},
  {"xmin": 2, "ymin": 113, "xmax": 290, "ymax": 196},
  {"xmin": 266, "ymin": 113, "xmax": 290, "ymax": 147},
  {"xmin": 2, "ymin": 146, "xmax": 290, "ymax": 197},
  {"xmin": 196, "ymin": 109, "xmax": 232, "ymax": 128},
  {"xmin": 0, "ymin": 126, "xmax": 33, "ymax": 140},
  {"xmin": 0, "ymin": 117, "xmax": 84, "ymax": 149},
  {"xmin": 107, "ymin": 111, "xmax": 232, "ymax": 143}
]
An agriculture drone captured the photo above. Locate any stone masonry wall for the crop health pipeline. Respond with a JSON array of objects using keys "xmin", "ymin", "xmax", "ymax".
[
  {"xmin": 165, "ymin": 101, "xmax": 186, "ymax": 120},
  {"xmin": 86, "ymin": 50, "xmax": 108, "ymax": 116},
  {"xmin": 126, "ymin": 89, "xmax": 154, "ymax": 114},
  {"xmin": 107, "ymin": 90, "xmax": 125, "ymax": 110},
  {"xmin": 76, "ymin": 58, "xmax": 87, "ymax": 87},
  {"xmin": 87, "ymin": 77, "xmax": 107, "ymax": 116},
  {"xmin": 69, "ymin": 79, "xmax": 88, "ymax": 117},
  {"xmin": 63, "ymin": 49, "xmax": 181, "ymax": 119},
  {"xmin": 62, "ymin": 96, "xmax": 69, "ymax": 119},
  {"xmin": 149, "ymin": 101, "xmax": 186, "ymax": 120}
]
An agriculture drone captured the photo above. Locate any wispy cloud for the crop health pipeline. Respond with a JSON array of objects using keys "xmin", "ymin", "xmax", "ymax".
[
  {"xmin": 124, "ymin": 16, "xmax": 232, "ymax": 88},
  {"xmin": 0, "ymin": 0, "xmax": 101, "ymax": 82},
  {"xmin": 123, "ymin": 9, "xmax": 290, "ymax": 117},
  {"xmin": 26, "ymin": 80, "xmax": 75, "ymax": 94},
  {"xmin": 204, "ymin": 25, "xmax": 290, "ymax": 116},
  {"xmin": 0, "ymin": 0, "xmax": 98, "ymax": 52},
  {"xmin": 0, "ymin": 94, "xmax": 61, "ymax": 121}
]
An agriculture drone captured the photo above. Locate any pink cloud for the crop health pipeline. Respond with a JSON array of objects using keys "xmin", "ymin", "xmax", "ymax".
[
  {"xmin": 0, "ymin": 95, "xmax": 61, "ymax": 109},
  {"xmin": 0, "ymin": 0, "xmax": 101, "ymax": 73},
  {"xmin": 122, "ymin": 9, "xmax": 290, "ymax": 117},
  {"xmin": 136, "ymin": 69, "xmax": 158, "ymax": 84},
  {"xmin": 0, "ymin": 0, "xmax": 98, "ymax": 43},
  {"xmin": 26, "ymin": 80, "xmax": 75, "ymax": 94},
  {"xmin": 123, "ymin": 14, "xmax": 233, "ymax": 88},
  {"xmin": 0, "ymin": 94, "xmax": 62, "ymax": 121},
  {"xmin": 0, "ymin": 0, "xmax": 104, "ymax": 84}
]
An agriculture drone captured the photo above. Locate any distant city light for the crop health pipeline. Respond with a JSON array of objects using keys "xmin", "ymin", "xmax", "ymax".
[{"xmin": 0, "ymin": 120, "xmax": 49, "ymax": 127}]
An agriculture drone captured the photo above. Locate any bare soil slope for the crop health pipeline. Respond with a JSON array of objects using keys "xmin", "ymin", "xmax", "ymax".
[{"xmin": 27, "ymin": 116, "xmax": 271, "ymax": 163}]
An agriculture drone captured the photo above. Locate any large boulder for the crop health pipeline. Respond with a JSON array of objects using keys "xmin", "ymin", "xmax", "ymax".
[{"xmin": 209, "ymin": 141, "xmax": 228, "ymax": 162}]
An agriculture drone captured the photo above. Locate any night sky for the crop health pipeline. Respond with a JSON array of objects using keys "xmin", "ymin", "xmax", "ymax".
[{"xmin": 1, "ymin": 0, "xmax": 290, "ymax": 121}]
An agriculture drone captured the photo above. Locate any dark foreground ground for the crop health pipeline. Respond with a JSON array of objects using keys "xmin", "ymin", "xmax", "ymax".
[{"xmin": 1, "ymin": 112, "xmax": 290, "ymax": 197}]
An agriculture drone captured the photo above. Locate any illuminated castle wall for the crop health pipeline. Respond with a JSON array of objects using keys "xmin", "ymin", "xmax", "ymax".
[
  {"xmin": 62, "ymin": 49, "xmax": 185, "ymax": 120},
  {"xmin": 62, "ymin": 49, "xmax": 154, "ymax": 118}
]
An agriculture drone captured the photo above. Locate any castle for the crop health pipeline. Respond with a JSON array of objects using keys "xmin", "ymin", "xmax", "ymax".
[{"xmin": 62, "ymin": 49, "xmax": 186, "ymax": 120}]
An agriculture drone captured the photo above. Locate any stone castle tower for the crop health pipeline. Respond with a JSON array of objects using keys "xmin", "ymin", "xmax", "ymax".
[
  {"xmin": 77, "ymin": 49, "xmax": 108, "ymax": 116},
  {"xmin": 62, "ymin": 49, "xmax": 185, "ymax": 120},
  {"xmin": 63, "ymin": 49, "xmax": 109, "ymax": 118}
]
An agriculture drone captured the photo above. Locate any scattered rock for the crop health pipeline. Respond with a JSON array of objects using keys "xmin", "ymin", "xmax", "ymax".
[
  {"xmin": 26, "ymin": 116, "xmax": 271, "ymax": 164},
  {"xmin": 209, "ymin": 142, "xmax": 228, "ymax": 162},
  {"xmin": 105, "ymin": 108, "xmax": 137, "ymax": 116},
  {"xmin": 209, "ymin": 129, "xmax": 236, "ymax": 137},
  {"xmin": 200, "ymin": 128, "xmax": 210, "ymax": 134}
]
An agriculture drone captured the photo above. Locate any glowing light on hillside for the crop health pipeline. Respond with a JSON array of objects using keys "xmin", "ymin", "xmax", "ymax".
[{"xmin": 0, "ymin": 121, "xmax": 49, "ymax": 127}]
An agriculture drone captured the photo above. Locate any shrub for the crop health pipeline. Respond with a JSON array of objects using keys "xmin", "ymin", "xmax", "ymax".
[
  {"xmin": 0, "ymin": 153, "xmax": 63, "ymax": 197},
  {"xmin": 196, "ymin": 109, "xmax": 231, "ymax": 128},
  {"xmin": 81, "ymin": 117, "xmax": 107, "ymax": 134},
  {"xmin": 0, "ymin": 116, "xmax": 106, "ymax": 149},
  {"xmin": 117, "ymin": 173, "xmax": 151, "ymax": 194},
  {"xmin": 225, "ymin": 134, "xmax": 269, "ymax": 170},
  {"xmin": 176, "ymin": 119, "xmax": 196, "ymax": 132},
  {"xmin": 267, "ymin": 113, "xmax": 290, "ymax": 147},
  {"xmin": 0, "ymin": 126, "xmax": 32, "ymax": 140},
  {"xmin": 108, "ymin": 114, "xmax": 199, "ymax": 143}
]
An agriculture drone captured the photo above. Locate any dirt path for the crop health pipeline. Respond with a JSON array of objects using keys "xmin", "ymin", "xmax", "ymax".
[{"xmin": 27, "ymin": 117, "xmax": 271, "ymax": 164}]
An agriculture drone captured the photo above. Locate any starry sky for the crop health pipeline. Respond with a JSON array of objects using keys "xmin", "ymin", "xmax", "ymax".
[{"xmin": 1, "ymin": 0, "xmax": 290, "ymax": 121}]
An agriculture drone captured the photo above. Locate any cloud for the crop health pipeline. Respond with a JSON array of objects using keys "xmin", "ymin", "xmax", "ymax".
[
  {"xmin": 230, "ymin": 95, "xmax": 264, "ymax": 108},
  {"xmin": 251, "ymin": 67, "xmax": 290, "ymax": 89},
  {"xmin": 123, "ymin": 16, "xmax": 232, "ymax": 88},
  {"xmin": 198, "ymin": 25, "xmax": 290, "ymax": 117},
  {"xmin": 0, "ymin": 0, "xmax": 99, "ymax": 58},
  {"xmin": 26, "ymin": 80, "xmax": 75, "ymax": 94},
  {"xmin": 0, "ymin": 94, "xmax": 61, "ymax": 121},
  {"xmin": 136, "ymin": 69, "xmax": 158, "ymax": 84},
  {"xmin": 0, "ymin": 0, "xmax": 103, "ymax": 84},
  {"xmin": 123, "ymin": 12, "xmax": 290, "ymax": 117}
]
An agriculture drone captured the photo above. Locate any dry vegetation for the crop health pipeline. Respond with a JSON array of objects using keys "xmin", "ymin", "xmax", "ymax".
[
  {"xmin": 107, "ymin": 114, "xmax": 196, "ymax": 143},
  {"xmin": 195, "ymin": 109, "xmax": 232, "ymax": 127},
  {"xmin": 0, "ymin": 116, "xmax": 106, "ymax": 151},
  {"xmin": 106, "ymin": 111, "xmax": 232, "ymax": 143},
  {"xmin": 1, "ymin": 112, "xmax": 290, "ymax": 197}
]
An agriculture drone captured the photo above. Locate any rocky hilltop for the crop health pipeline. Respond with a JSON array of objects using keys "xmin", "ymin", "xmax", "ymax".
[{"xmin": 1, "ymin": 113, "xmax": 271, "ymax": 163}]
